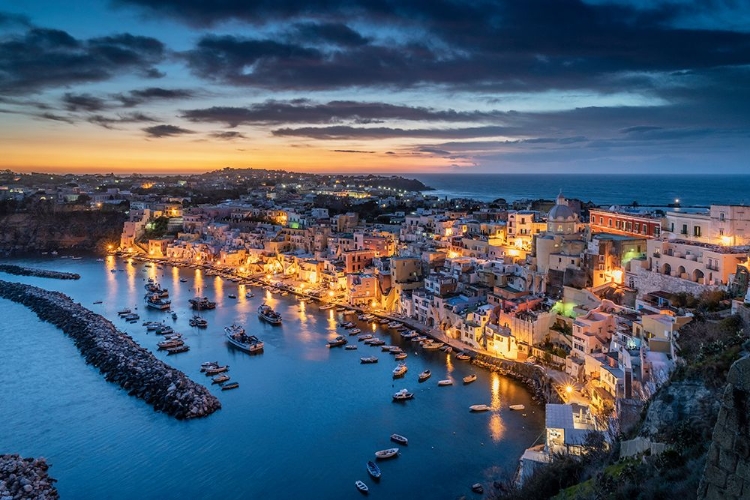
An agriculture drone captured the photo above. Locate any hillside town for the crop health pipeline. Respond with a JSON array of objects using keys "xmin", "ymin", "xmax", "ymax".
[{"xmin": 4, "ymin": 168, "xmax": 750, "ymax": 488}]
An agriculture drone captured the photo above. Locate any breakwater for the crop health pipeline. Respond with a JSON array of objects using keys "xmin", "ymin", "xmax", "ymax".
[
  {"xmin": 0, "ymin": 264, "xmax": 80, "ymax": 280},
  {"xmin": 0, "ymin": 454, "xmax": 58, "ymax": 499},
  {"xmin": 0, "ymin": 280, "xmax": 221, "ymax": 420}
]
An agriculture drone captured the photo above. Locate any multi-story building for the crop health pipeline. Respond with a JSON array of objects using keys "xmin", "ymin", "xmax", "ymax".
[{"xmin": 589, "ymin": 208, "xmax": 662, "ymax": 239}]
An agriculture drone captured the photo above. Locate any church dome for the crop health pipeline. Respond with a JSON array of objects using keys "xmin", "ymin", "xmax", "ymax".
[{"xmin": 548, "ymin": 192, "xmax": 576, "ymax": 221}]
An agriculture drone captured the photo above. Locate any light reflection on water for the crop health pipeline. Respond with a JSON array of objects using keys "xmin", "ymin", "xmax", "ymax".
[{"xmin": 0, "ymin": 256, "xmax": 545, "ymax": 500}]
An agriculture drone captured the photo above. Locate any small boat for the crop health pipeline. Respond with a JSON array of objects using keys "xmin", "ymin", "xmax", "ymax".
[
  {"xmin": 367, "ymin": 338, "xmax": 385, "ymax": 346},
  {"xmin": 456, "ymin": 353, "xmax": 471, "ymax": 361},
  {"xmin": 392, "ymin": 389, "xmax": 414, "ymax": 401},
  {"xmin": 157, "ymin": 339, "xmax": 184, "ymax": 349},
  {"xmin": 166, "ymin": 345, "xmax": 189, "ymax": 355},
  {"xmin": 228, "ymin": 294, "xmax": 237, "ymax": 299},
  {"xmin": 93, "ymin": 300, "xmax": 103, "ymax": 305},
  {"xmin": 212, "ymin": 374, "xmax": 230, "ymax": 384},
  {"xmin": 357, "ymin": 333, "xmax": 373, "ymax": 341},
  {"xmin": 327, "ymin": 335, "xmax": 348, "ymax": 348},
  {"xmin": 463, "ymin": 374, "xmax": 477, "ymax": 384},
  {"xmin": 375, "ymin": 448, "xmax": 399, "ymax": 459},
  {"xmin": 343, "ymin": 309, "xmax": 355, "ymax": 314},
  {"xmin": 189, "ymin": 297, "xmax": 217, "ymax": 310},
  {"xmin": 221, "ymin": 382, "xmax": 239, "ymax": 390},
  {"xmin": 378, "ymin": 318, "xmax": 389, "ymax": 324},
  {"xmin": 179, "ymin": 278, "xmax": 188, "ymax": 283},
  {"xmin": 422, "ymin": 341, "xmax": 442, "ymax": 350},
  {"xmin": 390, "ymin": 433, "xmax": 409, "ymax": 445},
  {"xmin": 189, "ymin": 316, "xmax": 208, "ymax": 328},
  {"xmin": 349, "ymin": 328, "xmax": 362, "ymax": 335},
  {"xmin": 245, "ymin": 292, "xmax": 254, "ymax": 298},
  {"xmin": 509, "ymin": 404, "xmax": 526, "ymax": 411},
  {"xmin": 472, "ymin": 483, "xmax": 484, "ymax": 494},
  {"xmin": 200, "ymin": 361, "xmax": 219, "ymax": 372},
  {"xmin": 389, "ymin": 346, "xmax": 403, "ymax": 354},
  {"xmin": 319, "ymin": 303, "xmax": 335, "ymax": 310},
  {"xmin": 366, "ymin": 461, "xmax": 381, "ymax": 479},
  {"xmin": 154, "ymin": 325, "xmax": 174, "ymax": 335},
  {"xmin": 117, "ymin": 308, "xmax": 132, "ymax": 316},
  {"xmin": 258, "ymin": 304, "xmax": 282, "ymax": 325},
  {"xmin": 387, "ymin": 321, "xmax": 401, "ymax": 328},
  {"xmin": 225, "ymin": 324, "xmax": 264, "ymax": 353},
  {"xmin": 470, "ymin": 404, "xmax": 492, "ymax": 412},
  {"xmin": 345, "ymin": 344, "xmax": 358, "ymax": 350},
  {"xmin": 205, "ymin": 365, "xmax": 229, "ymax": 375},
  {"xmin": 437, "ymin": 379, "xmax": 453, "ymax": 386},
  {"xmin": 171, "ymin": 312, "xmax": 177, "ymax": 320},
  {"xmin": 418, "ymin": 370, "xmax": 431, "ymax": 382},
  {"xmin": 394, "ymin": 353, "xmax": 407, "ymax": 360},
  {"xmin": 360, "ymin": 356, "xmax": 378, "ymax": 364},
  {"xmin": 355, "ymin": 480, "xmax": 368, "ymax": 493},
  {"xmin": 392, "ymin": 363, "xmax": 408, "ymax": 377}
]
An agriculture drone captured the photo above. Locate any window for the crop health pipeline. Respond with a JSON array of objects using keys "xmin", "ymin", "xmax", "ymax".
[
  {"xmin": 720, "ymin": 229, "xmax": 724, "ymax": 236},
  {"xmin": 720, "ymin": 212, "xmax": 725, "ymax": 221},
  {"xmin": 634, "ymin": 223, "xmax": 640, "ymax": 233},
  {"xmin": 681, "ymin": 224, "xmax": 688, "ymax": 235},
  {"xmin": 608, "ymin": 218, "xmax": 612, "ymax": 227},
  {"xmin": 694, "ymin": 226, "xmax": 701, "ymax": 237},
  {"xmin": 599, "ymin": 217, "xmax": 603, "ymax": 224},
  {"xmin": 654, "ymin": 227, "xmax": 660, "ymax": 237}
]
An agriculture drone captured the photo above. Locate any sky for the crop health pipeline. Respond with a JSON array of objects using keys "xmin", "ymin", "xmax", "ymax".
[{"xmin": 1, "ymin": 0, "xmax": 750, "ymax": 175}]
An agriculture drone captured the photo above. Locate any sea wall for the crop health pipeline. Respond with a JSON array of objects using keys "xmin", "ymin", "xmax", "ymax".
[
  {"xmin": 698, "ymin": 356, "xmax": 750, "ymax": 499},
  {"xmin": 0, "ymin": 280, "xmax": 221, "ymax": 420},
  {"xmin": 0, "ymin": 264, "xmax": 80, "ymax": 280},
  {"xmin": 473, "ymin": 354, "xmax": 562, "ymax": 404},
  {"xmin": 0, "ymin": 454, "xmax": 58, "ymax": 499}
]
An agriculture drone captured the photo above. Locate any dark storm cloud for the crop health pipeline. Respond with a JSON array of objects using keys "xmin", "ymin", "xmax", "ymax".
[
  {"xmin": 0, "ymin": 11, "xmax": 31, "ymax": 27},
  {"xmin": 124, "ymin": 0, "xmax": 750, "ymax": 94},
  {"xmin": 182, "ymin": 100, "xmax": 502, "ymax": 127},
  {"xmin": 62, "ymin": 92, "xmax": 107, "ymax": 112},
  {"xmin": 272, "ymin": 125, "xmax": 511, "ymax": 140},
  {"xmin": 115, "ymin": 87, "xmax": 194, "ymax": 107},
  {"xmin": 143, "ymin": 124, "xmax": 195, "ymax": 138},
  {"xmin": 0, "ymin": 27, "xmax": 165, "ymax": 94}
]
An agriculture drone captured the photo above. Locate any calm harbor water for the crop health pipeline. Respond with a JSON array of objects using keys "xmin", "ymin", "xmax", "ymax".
[
  {"xmin": 410, "ymin": 173, "xmax": 750, "ymax": 207},
  {"xmin": 0, "ymin": 256, "xmax": 544, "ymax": 499}
]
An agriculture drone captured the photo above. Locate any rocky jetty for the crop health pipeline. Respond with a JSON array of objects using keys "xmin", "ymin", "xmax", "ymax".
[
  {"xmin": 0, "ymin": 280, "xmax": 221, "ymax": 420},
  {"xmin": 0, "ymin": 265, "xmax": 80, "ymax": 280},
  {"xmin": 0, "ymin": 454, "xmax": 58, "ymax": 499},
  {"xmin": 473, "ymin": 354, "xmax": 560, "ymax": 404}
]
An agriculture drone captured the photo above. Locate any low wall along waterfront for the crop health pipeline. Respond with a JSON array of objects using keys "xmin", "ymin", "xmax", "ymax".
[
  {"xmin": 0, "ymin": 280, "xmax": 221, "ymax": 420},
  {"xmin": 0, "ymin": 264, "xmax": 80, "ymax": 280}
]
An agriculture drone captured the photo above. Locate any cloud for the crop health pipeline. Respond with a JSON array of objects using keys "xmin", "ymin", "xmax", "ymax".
[
  {"xmin": 290, "ymin": 22, "xmax": 369, "ymax": 47},
  {"xmin": 115, "ymin": 87, "xmax": 194, "ymax": 107},
  {"xmin": 272, "ymin": 125, "xmax": 512, "ymax": 139},
  {"xmin": 0, "ymin": 11, "xmax": 31, "ymax": 27},
  {"xmin": 209, "ymin": 130, "xmax": 246, "ymax": 140},
  {"xmin": 62, "ymin": 92, "xmax": 107, "ymax": 112},
  {"xmin": 182, "ymin": 100, "xmax": 504, "ymax": 127},
  {"xmin": 332, "ymin": 149, "xmax": 375, "ymax": 153},
  {"xmin": 37, "ymin": 112, "xmax": 74, "ymax": 124},
  {"xmin": 142, "ymin": 124, "xmax": 195, "ymax": 138},
  {"xmin": 88, "ymin": 112, "xmax": 158, "ymax": 129},
  {"xmin": 0, "ymin": 27, "xmax": 165, "ymax": 95}
]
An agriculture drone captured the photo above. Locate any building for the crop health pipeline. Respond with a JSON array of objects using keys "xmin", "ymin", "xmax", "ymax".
[{"xmin": 589, "ymin": 208, "xmax": 662, "ymax": 238}]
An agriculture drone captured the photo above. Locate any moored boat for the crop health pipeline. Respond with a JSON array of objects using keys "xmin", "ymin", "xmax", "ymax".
[
  {"xmin": 221, "ymin": 382, "xmax": 239, "ymax": 390},
  {"xmin": 472, "ymin": 483, "xmax": 484, "ymax": 494},
  {"xmin": 392, "ymin": 363, "xmax": 408, "ymax": 377},
  {"xmin": 366, "ymin": 461, "xmax": 381, "ymax": 479},
  {"xmin": 327, "ymin": 335, "xmax": 348, "ymax": 348},
  {"xmin": 390, "ymin": 433, "xmax": 409, "ymax": 445},
  {"xmin": 392, "ymin": 389, "xmax": 414, "ymax": 401},
  {"xmin": 394, "ymin": 353, "xmax": 407, "ymax": 360},
  {"xmin": 456, "ymin": 353, "xmax": 471, "ymax": 361},
  {"xmin": 145, "ymin": 293, "xmax": 172, "ymax": 310},
  {"xmin": 355, "ymin": 480, "xmax": 369, "ymax": 493},
  {"xmin": 463, "ymin": 373, "xmax": 477, "ymax": 384},
  {"xmin": 211, "ymin": 374, "xmax": 230, "ymax": 384},
  {"xmin": 509, "ymin": 404, "xmax": 526, "ymax": 411},
  {"xmin": 418, "ymin": 369, "xmax": 431, "ymax": 382},
  {"xmin": 205, "ymin": 365, "xmax": 229, "ymax": 375},
  {"xmin": 437, "ymin": 379, "xmax": 453, "ymax": 386},
  {"xmin": 189, "ymin": 297, "xmax": 216, "ymax": 310},
  {"xmin": 157, "ymin": 339, "xmax": 184, "ymax": 350},
  {"xmin": 469, "ymin": 404, "xmax": 492, "ymax": 412},
  {"xmin": 189, "ymin": 315, "xmax": 208, "ymax": 328},
  {"xmin": 225, "ymin": 324, "xmax": 264, "ymax": 353},
  {"xmin": 200, "ymin": 361, "xmax": 219, "ymax": 372},
  {"xmin": 345, "ymin": 344, "xmax": 358, "ymax": 350},
  {"xmin": 166, "ymin": 345, "xmax": 189, "ymax": 355},
  {"xmin": 360, "ymin": 356, "xmax": 378, "ymax": 364},
  {"xmin": 258, "ymin": 304, "xmax": 282, "ymax": 325},
  {"xmin": 375, "ymin": 448, "xmax": 399, "ymax": 459}
]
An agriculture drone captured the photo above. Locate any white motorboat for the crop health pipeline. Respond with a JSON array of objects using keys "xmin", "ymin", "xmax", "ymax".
[
  {"xmin": 437, "ymin": 379, "xmax": 453, "ymax": 386},
  {"xmin": 392, "ymin": 389, "xmax": 414, "ymax": 401},
  {"xmin": 392, "ymin": 363, "xmax": 408, "ymax": 377},
  {"xmin": 418, "ymin": 370, "xmax": 431, "ymax": 382},
  {"xmin": 360, "ymin": 356, "xmax": 378, "ymax": 364},
  {"xmin": 469, "ymin": 404, "xmax": 492, "ymax": 412},
  {"xmin": 509, "ymin": 404, "xmax": 526, "ymax": 411}
]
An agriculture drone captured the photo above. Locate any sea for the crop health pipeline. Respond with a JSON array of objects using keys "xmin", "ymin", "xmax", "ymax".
[
  {"xmin": 0, "ymin": 257, "xmax": 544, "ymax": 499},
  {"xmin": 409, "ymin": 174, "xmax": 750, "ymax": 207}
]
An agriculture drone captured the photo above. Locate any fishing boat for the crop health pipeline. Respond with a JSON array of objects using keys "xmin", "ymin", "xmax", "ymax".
[
  {"xmin": 469, "ymin": 404, "xmax": 492, "ymax": 412},
  {"xmin": 221, "ymin": 382, "xmax": 239, "ymax": 390},
  {"xmin": 154, "ymin": 325, "xmax": 174, "ymax": 335},
  {"xmin": 200, "ymin": 361, "xmax": 219, "ymax": 372},
  {"xmin": 189, "ymin": 297, "xmax": 216, "ymax": 310},
  {"xmin": 463, "ymin": 373, "xmax": 477, "ymax": 384},
  {"xmin": 390, "ymin": 433, "xmax": 409, "ymax": 445},
  {"xmin": 257, "ymin": 304, "xmax": 282, "ymax": 325},
  {"xmin": 392, "ymin": 389, "xmax": 414, "ymax": 401},
  {"xmin": 189, "ymin": 315, "xmax": 208, "ymax": 328},
  {"xmin": 327, "ymin": 335, "xmax": 348, "ymax": 348},
  {"xmin": 157, "ymin": 339, "xmax": 184, "ymax": 350},
  {"xmin": 509, "ymin": 404, "xmax": 526, "ymax": 411},
  {"xmin": 355, "ymin": 480, "xmax": 368, "ymax": 493},
  {"xmin": 211, "ymin": 374, "xmax": 230, "ymax": 384},
  {"xmin": 366, "ymin": 461, "xmax": 381, "ymax": 479},
  {"xmin": 437, "ymin": 379, "xmax": 453, "ymax": 386},
  {"xmin": 143, "ymin": 321, "xmax": 162, "ymax": 330},
  {"xmin": 392, "ymin": 363, "xmax": 408, "ymax": 377},
  {"xmin": 360, "ymin": 356, "xmax": 378, "ymax": 364},
  {"xmin": 418, "ymin": 370, "xmax": 431, "ymax": 382},
  {"xmin": 225, "ymin": 324, "xmax": 264, "ymax": 353},
  {"xmin": 145, "ymin": 293, "xmax": 172, "ymax": 310},
  {"xmin": 374, "ymin": 448, "xmax": 399, "ymax": 460},
  {"xmin": 394, "ymin": 353, "xmax": 407, "ymax": 360}
]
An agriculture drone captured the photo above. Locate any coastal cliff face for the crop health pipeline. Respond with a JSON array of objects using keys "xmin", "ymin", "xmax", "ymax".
[
  {"xmin": 0, "ymin": 211, "xmax": 126, "ymax": 253},
  {"xmin": 699, "ymin": 356, "xmax": 750, "ymax": 499}
]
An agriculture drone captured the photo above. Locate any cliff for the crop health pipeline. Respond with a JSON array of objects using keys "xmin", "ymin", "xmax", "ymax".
[{"xmin": 0, "ymin": 211, "xmax": 126, "ymax": 254}]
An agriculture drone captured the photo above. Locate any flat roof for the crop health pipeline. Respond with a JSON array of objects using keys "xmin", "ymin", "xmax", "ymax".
[{"xmin": 546, "ymin": 404, "xmax": 574, "ymax": 429}]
